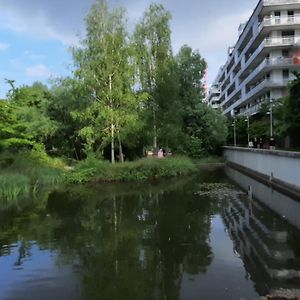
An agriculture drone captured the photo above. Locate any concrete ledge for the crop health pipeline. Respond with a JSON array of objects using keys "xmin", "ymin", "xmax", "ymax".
[
  {"xmin": 223, "ymin": 146, "xmax": 300, "ymax": 159},
  {"xmin": 227, "ymin": 161, "xmax": 300, "ymax": 201}
]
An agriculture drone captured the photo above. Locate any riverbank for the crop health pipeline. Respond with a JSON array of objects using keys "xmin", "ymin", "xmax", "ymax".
[
  {"xmin": 66, "ymin": 155, "xmax": 198, "ymax": 184},
  {"xmin": 0, "ymin": 151, "xmax": 223, "ymax": 203},
  {"xmin": 0, "ymin": 150, "xmax": 65, "ymax": 202}
]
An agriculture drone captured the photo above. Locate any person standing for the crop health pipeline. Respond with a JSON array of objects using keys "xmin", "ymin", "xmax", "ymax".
[
  {"xmin": 157, "ymin": 148, "xmax": 164, "ymax": 158},
  {"xmin": 269, "ymin": 137, "xmax": 276, "ymax": 150}
]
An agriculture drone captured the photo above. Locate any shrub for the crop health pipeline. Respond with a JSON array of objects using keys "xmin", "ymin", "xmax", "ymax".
[{"xmin": 67, "ymin": 155, "xmax": 197, "ymax": 184}]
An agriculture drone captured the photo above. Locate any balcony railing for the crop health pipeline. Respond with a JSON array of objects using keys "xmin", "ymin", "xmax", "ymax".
[
  {"xmin": 260, "ymin": 15, "xmax": 300, "ymax": 31},
  {"xmin": 243, "ymin": 57, "xmax": 294, "ymax": 87},
  {"xmin": 239, "ymin": 103, "xmax": 263, "ymax": 116},
  {"xmin": 263, "ymin": 0, "xmax": 300, "ymax": 5},
  {"xmin": 246, "ymin": 77, "xmax": 292, "ymax": 99},
  {"xmin": 265, "ymin": 35, "xmax": 300, "ymax": 46}
]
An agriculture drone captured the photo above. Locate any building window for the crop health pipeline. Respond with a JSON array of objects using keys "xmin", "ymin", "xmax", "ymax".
[
  {"xmin": 274, "ymin": 11, "xmax": 281, "ymax": 17},
  {"xmin": 283, "ymin": 69, "xmax": 289, "ymax": 80},
  {"xmin": 274, "ymin": 11, "xmax": 281, "ymax": 24},
  {"xmin": 282, "ymin": 49, "xmax": 289, "ymax": 58},
  {"xmin": 282, "ymin": 30, "xmax": 295, "ymax": 37},
  {"xmin": 288, "ymin": 10, "xmax": 294, "ymax": 17}
]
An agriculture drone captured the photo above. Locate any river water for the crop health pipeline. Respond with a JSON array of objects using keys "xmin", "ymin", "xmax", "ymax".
[{"xmin": 0, "ymin": 167, "xmax": 299, "ymax": 300}]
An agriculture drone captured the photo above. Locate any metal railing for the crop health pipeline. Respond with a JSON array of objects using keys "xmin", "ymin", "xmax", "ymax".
[
  {"xmin": 265, "ymin": 35, "xmax": 300, "ymax": 46},
  {"xmin": 260, "ymin": 15, "xmax": 300, "ymax": 30},
  {"xmin": 239, "ymin": 103, "xmax": 263, "ymax": 116},
  {"xmin": 264, "ymin": 0, "xmax": 300, "ymax": 5}
]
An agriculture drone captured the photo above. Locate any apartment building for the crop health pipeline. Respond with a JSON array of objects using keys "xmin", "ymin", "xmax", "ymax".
[{"xmin": 210, "ymin": 0, "xmax": 300, "ymax": 117}]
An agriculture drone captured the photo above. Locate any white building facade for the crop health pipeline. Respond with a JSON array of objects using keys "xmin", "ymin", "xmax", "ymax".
[{"xmin": 211, "ymin": 0, "xmax": 300, "ymax": 117}]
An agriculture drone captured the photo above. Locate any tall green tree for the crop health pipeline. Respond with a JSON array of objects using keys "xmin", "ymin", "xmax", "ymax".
[
  {"xmin": 73, "ymin": 0, "xmax": 143, "ymax": 163},
  {"xmin": 176, "ymin": 45, "xmax": 207, "ymax": 109},
  {"xmin": 283, "ymin": 72, "xmax": 300, "ymax": 146},
  {"xmin": 0, "ymin": 100, "xmax": 32, "ymax": 151},
  {"xmin": 134, "ymin": 3, "xmax": 172, "ymax": 149},
  {"xmin": 5, "ymin": 82, "xmax": 58, "ymax": 150}
]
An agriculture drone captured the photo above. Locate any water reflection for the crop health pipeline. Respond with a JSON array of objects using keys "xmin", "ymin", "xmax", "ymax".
[
  {"xmin": 224, "ymin": 167, "xmax": 300, "ymax": 297},
  {"xmin": 0, "ymin": 169, "xmax": 300, "ymax": 300}
]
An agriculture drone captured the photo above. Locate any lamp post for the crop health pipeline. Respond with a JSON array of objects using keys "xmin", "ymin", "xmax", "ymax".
[
  {"xmin": 231, "ymin": 110, "xmax": 237, "ymax": 147},
  {"xmin": 231, "ymin": 119, "xmax": 237, "ymax": 147},
  {"xmin": 245, "ymin": 115, "xmax": 250, "ymax": 145},
  {"xmin": 270, "ymin": 99, "xmax": 273, "ymax": 137}
]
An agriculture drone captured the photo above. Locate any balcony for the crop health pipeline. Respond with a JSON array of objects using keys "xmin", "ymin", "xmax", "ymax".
[
  {"xmin": 211, "ymin": 103, "xmax": 221, "ymax": 109},
  {"xmin": 260, "ymin": 15, "xmax": 300, "ymax": 31},
  {"xmin": 263, "ymin": 0, "xmax": 300, "ymax": 5},
  {"xmin": 243, "ymin": 57, "xmax": 294, "ymax": 88},
  {"xmin": 239, "ymin": 103, "xmax": 263, "ymax": 116},
  {"xmin": 265, "ymin": 35, "xmax": 300, "ymax": 47}
]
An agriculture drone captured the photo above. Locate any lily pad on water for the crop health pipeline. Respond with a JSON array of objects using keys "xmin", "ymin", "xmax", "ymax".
[{"xmin": 194, "ymin": 183, "xmax": 245, "ymax": 200}]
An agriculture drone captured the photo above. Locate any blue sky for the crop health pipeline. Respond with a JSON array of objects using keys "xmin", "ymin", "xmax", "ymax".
[{"xmin": 0, "ymin": 0, "xmax": 258, "ymax": 98}]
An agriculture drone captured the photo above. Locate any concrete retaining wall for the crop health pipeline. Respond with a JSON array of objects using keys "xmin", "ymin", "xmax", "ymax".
[{"xmin": 223, "ymin": 147, "xmax": 300, "ymax": 196}]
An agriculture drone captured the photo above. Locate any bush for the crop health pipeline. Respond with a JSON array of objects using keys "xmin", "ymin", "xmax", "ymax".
[
  {"xmin": 66, "ymin": 155, "xmax": 197, "ymax": 184},
  {"xmin": 0, "ymin": 174, "xmax": 30, "ymax": 201},
  {"xmin": 0, "ymin": 149, "xmax": 65, "ymax": 203}
]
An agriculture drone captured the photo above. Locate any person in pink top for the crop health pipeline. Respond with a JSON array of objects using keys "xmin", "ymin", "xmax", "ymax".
[{"xmin": 157, "ymin": 148, "xmax": 164, "ymax": 158}]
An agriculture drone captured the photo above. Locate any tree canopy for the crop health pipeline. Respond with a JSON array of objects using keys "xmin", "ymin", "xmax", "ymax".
[{"xmin": 1, "ymin": 0, "xmax": 228, "ymax": 161}]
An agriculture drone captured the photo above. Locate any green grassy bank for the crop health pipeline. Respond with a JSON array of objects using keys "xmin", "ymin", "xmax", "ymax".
[
  {"xmin": 67, "ymin": 155, "xmax": 198, "ymax": 184},
  {"xmin": 0, "ymin": 151, "xmax": 223, "ymax": 203},
  {"xmin": 0, "ymin": 150, "xmax": 65, "ymax": 202}
]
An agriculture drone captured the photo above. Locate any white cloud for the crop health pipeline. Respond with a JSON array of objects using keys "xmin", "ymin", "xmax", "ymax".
[
  {"xmin": 0, "ymin": 6, "xmax": 80, "ymax": 46},
  {"xmin": 198, "ymin": 11, "xmax": 252, "ymax": 53},
  {"xmin": 26, "ymin": 64, "xmax": 51, "ymax": 78},
  {"xmin": 0, "ymin": 42, "xmax": 9, "ymax": 50}
]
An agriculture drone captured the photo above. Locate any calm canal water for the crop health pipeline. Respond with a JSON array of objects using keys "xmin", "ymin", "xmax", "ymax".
[{"xmin": 0, "ymin": 167, "xmax": 300, "ymax": 300}]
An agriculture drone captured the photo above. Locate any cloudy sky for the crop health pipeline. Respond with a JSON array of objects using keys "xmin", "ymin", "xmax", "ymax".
[{"xmin": 0, "ymin": 0, "xmax": 258, "ymax": 98}]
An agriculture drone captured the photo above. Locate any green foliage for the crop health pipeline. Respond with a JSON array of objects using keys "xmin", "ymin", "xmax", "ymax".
[
  {"xmin": 66, "ymin": 156, "xmax": 197, "ymax": 183},
  {"xmin": 176, "ymin": 45, "xmax": 207, "ymax": 108},
  {"xmin": 9, "ymin": 83, "xmax": 59, "ymax": 145},
  {"xmin": 134, "ymin": 3, "xmax": 173, "ymax": 148},
  {"xmin": 283, "ymin": 72, "xmax": 300, "ymax": 145},
  {"xmin": 0, "ymin": 149, "xmax": 65, "ymax": 202},
  {"xmin": 0, "ymin": 0, "xmax": 228, "ymax": 183},
  {"xmin": 0, "ymin": 174, "xmax": 30, "ymax": 202},
  {"xmin": 0, "ymin": 100, "xmax": 33, "ymax": 151},
  {"xmin": 72, "ymin": 0, "xmax": 144, "ymax": 162},
  {"xmin": 181, "ymin": 104, "xmax": 228, "ymax": 157}
]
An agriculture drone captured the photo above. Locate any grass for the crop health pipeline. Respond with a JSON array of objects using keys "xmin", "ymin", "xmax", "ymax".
[
  {"xmin": 193, "ymin": 156, "xmax": 225, "ymax": 165},
  {"xmin": 66, "ymin": 155, "xmax": 198, "ymax": 184},
  {"xmin": 0, "ymin": 174, "xmax": 31, "ymax": 202},
  {"xmin": 0, "ymin": 149, "xmax": 65, "ymax": 203}
]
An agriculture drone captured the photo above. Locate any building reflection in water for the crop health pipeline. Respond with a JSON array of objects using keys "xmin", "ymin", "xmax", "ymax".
[{"xmin": 223, "ymin": 166, "xmax": 300, "ymax": 296}]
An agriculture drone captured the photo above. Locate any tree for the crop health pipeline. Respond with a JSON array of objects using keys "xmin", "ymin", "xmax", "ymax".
[
  {"xmin": 134, "ymin": 3, "xmax": 172, "ymax": 149},
  {"xmin": 283, "ymin": 72, "xmax": 300, "ymax": 147},
  {"xmin": 176, "ymin": 45, "xmax": 207, "ymax": 109},
  {"xmin": 73, "ymin": 0, "xmax": 143, "ymax": 163},
  {"xmin": 0, "ymin": 100, "xmax": 32, "ymax": 151},
  {"xmin": 9, "ymin": 83, "xmax": 58, "ymax": 147}
]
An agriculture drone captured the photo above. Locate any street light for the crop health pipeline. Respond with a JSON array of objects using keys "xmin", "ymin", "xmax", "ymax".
[
  {"xmin": 245, "ymin": 115, "xmax": 250, "ymax": 145},
  {"xmin": 267, "ymin": 99, "xmax": 273, "ymax": 137},
  {"xmin": 231, "ymin": 110, "xmax": 237, "ymax": 147},
  {"xmin": 270, "ymin": 99, "xmax": 273, "ymax": 137}
]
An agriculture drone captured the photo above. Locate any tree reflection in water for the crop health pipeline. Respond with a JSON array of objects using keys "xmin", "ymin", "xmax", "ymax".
[{"xmin": 44, "ymin": 177, "xmax": 215, "ymax": 300}]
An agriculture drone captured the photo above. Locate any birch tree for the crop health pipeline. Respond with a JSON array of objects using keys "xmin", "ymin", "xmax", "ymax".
[
  {"xmin": 73, "ymin": 0, "xmax": 141, "ymax": 163},
  {"xmin": 134, "ymin": 3, "xmax": 172, "ymax": 149}
]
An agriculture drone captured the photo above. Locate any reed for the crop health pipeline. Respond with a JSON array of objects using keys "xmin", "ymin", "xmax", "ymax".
[{"xmin": 0, "ymin": 174, "xmax": 31, "ymax": 202}]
